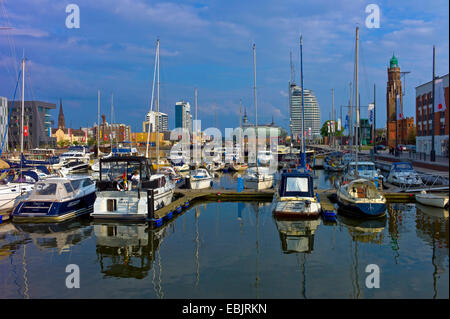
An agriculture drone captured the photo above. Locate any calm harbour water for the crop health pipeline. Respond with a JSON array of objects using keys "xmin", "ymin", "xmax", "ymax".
[{"xmin": 0, "ymin": 170, "xmax": 448, "ymax": 299}]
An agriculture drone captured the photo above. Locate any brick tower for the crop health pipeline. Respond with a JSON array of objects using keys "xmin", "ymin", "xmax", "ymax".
[{"xmin": 386, "ymin": 54, "xmax": 403, "ymax": 149}]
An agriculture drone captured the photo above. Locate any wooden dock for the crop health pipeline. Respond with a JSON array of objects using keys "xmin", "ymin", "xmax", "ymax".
[{"xmin": 148, "ymin": 188, "xmax": 420, "ymax": 228}]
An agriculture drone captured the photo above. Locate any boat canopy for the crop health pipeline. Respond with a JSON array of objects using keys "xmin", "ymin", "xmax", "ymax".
[
  {"xmin": 278, "ymin": 172, "xmax": 314, "ymax": 198},
  {"xmin": 27, "ymin": 177, "xmax": 93, "ymax": 202},
  {"xmin": 391, "ymin": 162, "xmax": 414, "ymax": 171}
]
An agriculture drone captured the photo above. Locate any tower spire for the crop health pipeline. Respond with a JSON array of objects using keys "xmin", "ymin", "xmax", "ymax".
[{"xmin": 58, "ymin": 98, "xmax": 66, "ymax": 130}]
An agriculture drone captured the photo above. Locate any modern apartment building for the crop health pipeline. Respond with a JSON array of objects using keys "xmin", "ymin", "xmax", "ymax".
[
  {"xmin": 7, "ymin": 100, "xmax": 56, "ymax": 150},
  {"xmin": 144, "ymin": 111, "xmax": 168, "ymax": 133},
  {"xmin": 289, "ymin": 83, "xmax": 321, "ymax": 140},
  {"xmin": 175, "ymin": 101, "xmax": 192, "ymax": 133}
]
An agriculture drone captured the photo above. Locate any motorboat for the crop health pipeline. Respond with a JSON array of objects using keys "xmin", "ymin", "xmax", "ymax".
[
  {"xmin": 174, "ymin": 163, "xmax": 190, "ymax": 173},
  {"xmin": 0, "ymin": 170, "xmax": 38, "ymax": 213},
  {"xmin": 336, "ymin": 178, "xmax": 387, "ymax": 218},
  {"xmin": 386, "ymin": 162, "xmax": 423, "ymax": 187},
  {"xmin": 415, "ymin": 191, "xmax": 449, "ymax": 209},
  {"xmin": 243, "ymin": 166, "xmax": 274, "ymax": 190},
  {"xmin": 53, "ymin": 146, "xmax": 92, "ymax": 169},
  {"xmin": 159, "ymin": 166, "xmax": 184, "ymax": 186},
  {"xmin": 59, "ymin": 159, "xmax": 90, "ymax": 176},
  {"xmin": 12, "ymin": 176, "xmax": 96, "ymax": 223},
  {"xmin": 347, "ymin": 161, "xmax": 384, "ymax": 189},
  {"xmin": 187, "ymin": 168, "xmax": 213, "ymax": 190},
  {"xmin": 92, "ymin": 156, "xmax": 175, "ymax": 221},
  {"xmin": 272, "ymin": 172, "xmax": 321, "ymax": 219}
]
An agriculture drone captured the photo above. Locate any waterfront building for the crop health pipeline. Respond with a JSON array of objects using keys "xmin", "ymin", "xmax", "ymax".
[
  {"xmin": 143, "ymin": 111, "xmax": 168, "ymax": 133},
  {"xmin": 0, "ymin": 96, "xmax": 8, "ymax": 151},
  {"xmin": 175, "ymin": 101, "xmax": 192, "ymax": 133},
  {"xmin": 93, "ymin": 115, "xmax": 132, "ymax": 144},
  {"xmin": 289, "ymin": 83, "xmax": 321, "ymax": 140},
  {"xmin": 415, "ymin": 73, "xmax": 449, "ymax": 157},
  {"xmin": 386, "ymin": 54, "xmax": 404, "ymax": 149},
  {"xmin": 7, "ymin": 100, "xmax": 56, "ymax": 150}
]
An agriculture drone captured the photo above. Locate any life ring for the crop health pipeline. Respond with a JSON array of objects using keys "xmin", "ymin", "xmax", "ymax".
[{"xmin": 117, "ymin": 180, "xmax": 129, "ymax": 191}]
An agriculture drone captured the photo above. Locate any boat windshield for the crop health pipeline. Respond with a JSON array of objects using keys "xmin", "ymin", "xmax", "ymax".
[
  {"xmin": 35, "ymin": 183, "xmax": 57, "ymax": 195},
  {"xmin": 286, "ymin": 177, "xmax": 309, "ymax": 193},
  {"xmin": 351, "ymin": 165, "xmax": 374, "ymax": 171}
]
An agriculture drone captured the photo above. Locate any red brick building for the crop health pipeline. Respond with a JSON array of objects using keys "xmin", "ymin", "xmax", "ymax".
[{"xmin": 386, "ymin": 54, "xmax": 405, "ymax": 148}]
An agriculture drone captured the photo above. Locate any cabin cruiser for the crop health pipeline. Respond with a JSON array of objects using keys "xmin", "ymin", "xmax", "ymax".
[
  {"xmin": 159, "ymin": 166, "xmax": 184, "ymax": 186},
  {"xmin": 53, "ymin": 146, "xmax": 92, "ymax": 169},
  {"xmin": 336, "ymin": 178, "xmax": 386, "ymax": 218},
  {"xmin": 59, "ymin": 159, "xmax": 90, "ymax": 176},
  {"xmin": 385, "ymin": 162, "xmax": 423, "ymax": 187},
  {"xmin": 347, "ymin": 161, "xmax": 384, "ymax": 189},
  {"xmin": 272, "ymin": 172, "xmax": 321, "ymax": 219},
  {"xmin": 415, "ymin": 190, "xmax": 449, "ymax": 209},
  {"xmin": 0, "ymin": 173, "xmax": 36, "ymax": 213},
  {"xmin": 92, "ymin": 156, "xmax": 174, "ymax": 221},
  {"xmin": 12, "ymin": 176, "xmax": 96, "ymax": 223},
  {"xmin": 243, "ymin": 166, "xmax": 274, "ymax": 190},
  {"xmin": 187, "ymin": 168, "xmax": 213, "ymax": 190}
]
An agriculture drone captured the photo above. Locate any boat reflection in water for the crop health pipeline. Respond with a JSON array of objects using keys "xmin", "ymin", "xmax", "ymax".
[
  {"xmin": 13, "ymin": 219, "xmax": 93, "ymax": 254},
  {"xmin": 337, "ymin": 214, "xmax": 386, "ymax": 244},
  {"xmin": 94, "ymin": 222, "xmax": 168, "ymax": 280},
  {"xmin": 274, "ymin": 217, "xmax": 321, "ymax": 254}
]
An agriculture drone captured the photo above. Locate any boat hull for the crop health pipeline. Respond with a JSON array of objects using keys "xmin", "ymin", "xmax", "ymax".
[
  {"xmin": 415, "ymin": 194, "xmax": 449, "ymax": 208},
  {"xmin": 12, "ymin": 192, "xmax": 96, "ymax": 223},
  {"xmin": 92, "ymin": 188, "xmax": 174, "ymax": 221},
  {"xmin": 244, "ymin": 177, "xmax": 274, "ymax": 190},
  {"xmin": 188, "ymin": 177, "xmax": 212, "ymax": 190},
  {"xmin": 336, "ymin": 199, "xmax": 386, "ymax": 218}
]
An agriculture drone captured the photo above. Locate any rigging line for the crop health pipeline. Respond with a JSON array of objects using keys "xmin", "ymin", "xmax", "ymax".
[
  {"xmin": 145, "ymin": 41, "xmax": 158, "ymax": 158},
  {"xmin": 0, "ymin": 67, "xmax": 21, "ymax": 156},
  {"xmin": 0, "ymin": 1, "xmax": 19, "ymax": 82}
]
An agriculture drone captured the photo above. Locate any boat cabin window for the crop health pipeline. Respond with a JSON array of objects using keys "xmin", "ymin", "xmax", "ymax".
[
  {"xmin": 393, "ymin": 163, "xmax": 413, "ymax": 171},
  {"xmin": 82, "ymin": 178, "xmax": 94, "ymax": 187},
  {"xmin": 70, "ymin": 179, "xmax": 82, "ymax": 190},
  {"xmin": 64, "ymin": 183, "xmax": 73, "ymax": 193},
  {"xmin": 35, "ymin": 183, "xmax": 57, "ymax": 195},
  {"xmin": 286, "ymin": 177, "xmax": 309, "ymax": 193}
]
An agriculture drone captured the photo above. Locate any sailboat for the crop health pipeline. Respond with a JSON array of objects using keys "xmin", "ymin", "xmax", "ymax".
[
  {"xmin": 336, "ymin": 27, "xmax": 386, "ymax": 219},
  {"xmin": 272, "ymin": 36, "xmax": 321, "ymax": 218},
  {"xmin": 0, "ymin": 59, "xmax": 36, "ymax": 214}
]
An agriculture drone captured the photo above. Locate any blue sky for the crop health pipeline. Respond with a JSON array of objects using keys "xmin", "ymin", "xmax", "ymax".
[{"xmin": 0, "ymin": 0, "xmax": 448, "ymax": 132}]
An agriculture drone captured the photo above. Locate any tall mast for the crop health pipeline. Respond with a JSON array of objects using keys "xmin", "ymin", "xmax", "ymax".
[
  {"xmin": 355, "ymin": 26, "xmax": 359, "ymax": 176},
  {"xmin": 332, "ymin": 88, "xmax": 335, "ymax": 149},
  {"xmin": 156, "ymin": 39, "xmax": 160, "ymax": 171},
  {"xmin": 300, "ymin": 35, "xmax": 306, "ymax": 168},
  {"xmin": 431, "ymin": 45, "xmax": 436, "ymax": 161},
  {"xmin": 349, "ymin": 82, "xmax": 353, "ymax": 149},
  {"xmin": 97, "ymin": 89, "xmax": 100, "ymax": 157},
  {"xmin": 20, "ymin": 58, "xmax": 25, "ymax": 155},
  {"xmin": 253, "ymin": 43, "xmax": 258, "ymax": 134},
  {"xmin": 111, "ymin": 93, "xmax": 114, "ymax": 150}
]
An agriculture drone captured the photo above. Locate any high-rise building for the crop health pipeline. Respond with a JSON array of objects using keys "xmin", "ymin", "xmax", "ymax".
[
  {"xmin": 144, "ymin": 111, "xmax": 168, "ymax": 132},
  {"xmin": 7, "ymin": 100, "xmax": 56, "ymax": 149},
  {"xmin": 0, "ymin": 97, "xmax": 8, "ymax": 151},
  {"xmin": 289, "ymin": 83, "xmax": 321, "ymax": 140},
  {"xmin": 415, "ymin": 73, "xmax": 449, "ymax": 156},
  {"xmin": 175, "ymin": 101, "xmax": 192, "ymax": 133},
  {"xmin": 386, "ymin": 54, "xmax": 403, "ymax": 149}
]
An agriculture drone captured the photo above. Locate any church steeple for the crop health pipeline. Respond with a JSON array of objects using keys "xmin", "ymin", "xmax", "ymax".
[{"xmin": 58, "ymin": 98, "xmax": 66, "ymax": 130}]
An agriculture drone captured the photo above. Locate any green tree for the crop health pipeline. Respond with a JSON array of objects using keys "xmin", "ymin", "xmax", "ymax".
[
  {"xmin": 406, "ymin": 127, "xmax": 416, "ymax": 145},
  {"xmin": 87, "ymin": 138, "xmax": 96, "ymax": 147},
  {"xmin": 320, "ymin": 120, "xmax": 344, "ymax": 137}
]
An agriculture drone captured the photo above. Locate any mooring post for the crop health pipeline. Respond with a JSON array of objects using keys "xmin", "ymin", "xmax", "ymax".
[{"xmin": 147, "ymin": 189, "xmax": 154, "ymax": 220}]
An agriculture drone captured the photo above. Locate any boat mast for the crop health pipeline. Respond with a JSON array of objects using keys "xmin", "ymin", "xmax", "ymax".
[
  {"xmin": 253, "ymin": 43, "xmax": 258, "ymax": 140},
  {"xmin": 97, "ymin": 89, "xmax": 100, "ymax": 157},
  {"xmin": 145, "ymin": 39, "xmax": 158, "ymax": 159},
  {"xmin": 20, "ymin": 58, "xmax": 25, "ymax": 156},
  {"xmin": 300, "ymin": 35, "xmax": 306, "ymax": 168},
  {"xmin": 111, "ymin": 93, "xmax": 114, "ymax": 151},
  {"xmin": 156, "ymin": 39, "xmax": 160, "ymax": 172},
  {"xmin": 355, "ymin": 26, "xmax": 359, "ymax": 177}
]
